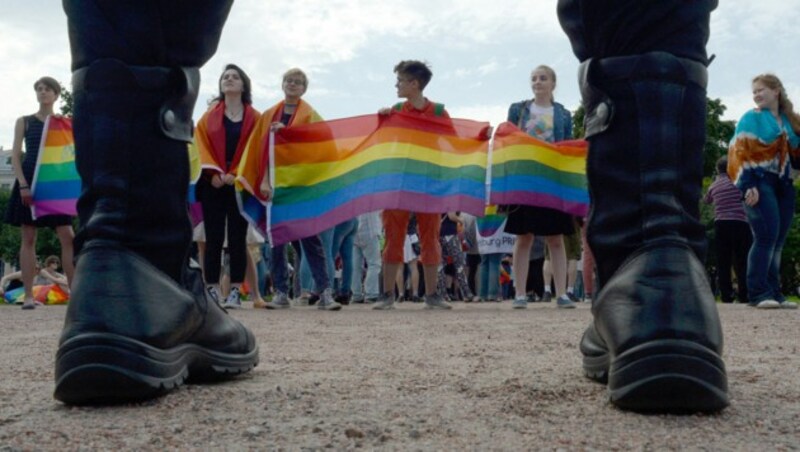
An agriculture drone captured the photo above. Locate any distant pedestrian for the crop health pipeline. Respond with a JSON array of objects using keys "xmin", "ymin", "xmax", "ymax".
[{"xmin": 703, "ymin": 156, "xmax": 751, "ymax": 304}]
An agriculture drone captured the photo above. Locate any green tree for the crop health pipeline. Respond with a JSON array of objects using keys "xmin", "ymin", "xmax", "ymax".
[
  {"xmin": 703, "ymin": 98, "xmax": 735, "ymax": 178},
  {"xmin": 59, "ymin": 84, "xmax": 73, "ymax": 117},
  {"xmin": 572, "ymin": 98, "xmax": 734, "ymax": 168},
  {"xmin": 572, "ymin": 104, "xmax": 585, "ymax": 139}
]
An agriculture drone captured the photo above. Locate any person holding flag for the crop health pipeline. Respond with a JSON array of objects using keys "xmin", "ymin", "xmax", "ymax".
[{"xmin": 4, "ymin": 76, "xmax": 75, "ymax": 310}]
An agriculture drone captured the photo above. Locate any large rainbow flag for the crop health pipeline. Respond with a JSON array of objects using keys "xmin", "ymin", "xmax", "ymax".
[
  {"xmin": 268, "ymin": 113, "xmax": 490, "ymax": 245},
  {"xmin": 30, "ymin": 116, "xmax": 79, "ymax": 219},
  {"xmin": 490, "ymin": 122, "xmax": 588, "ymax": 217}
]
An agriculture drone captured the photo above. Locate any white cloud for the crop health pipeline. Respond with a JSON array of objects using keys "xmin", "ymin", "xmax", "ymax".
[
  {"xmin": 1, "ymin": 0, "xmax": 799, "ymax": 149},
  {"xmin": 448, "ymin": 103, "xmax": 509, "ymax": 129}
]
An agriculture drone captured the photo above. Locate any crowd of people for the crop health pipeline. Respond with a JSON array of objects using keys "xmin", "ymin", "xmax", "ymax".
[
  {"xmin": 4, "ymin": 0, "xmax": 758, "ymax": 413},
  {"xmin": 5, "ymin": 67, "xmax": 800, "ymax": 314},
  {"xmin": 187, "ymin": 61, "xmax": 599, "ymax": 312}
]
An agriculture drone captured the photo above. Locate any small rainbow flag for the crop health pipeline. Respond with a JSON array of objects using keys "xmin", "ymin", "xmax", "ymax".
[
  {"xmin": 490, "ymin": 122, "xmax": 588, "ymax": 216},
  {"xmin": 30, "ymin": 116, "xmax": 79, "ymax": 219},
  {"xmin": 269, "ymin": 113, "xmax": 490, "ymax": 245},
  {"xmin": 476, "ymin": 205, "xmax": 506, "ymax": 237}
]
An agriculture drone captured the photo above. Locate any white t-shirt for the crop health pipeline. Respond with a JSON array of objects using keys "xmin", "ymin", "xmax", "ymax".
[{"xmin": 524, "ymin": 103, "xmax": 555, "ymax": 142}]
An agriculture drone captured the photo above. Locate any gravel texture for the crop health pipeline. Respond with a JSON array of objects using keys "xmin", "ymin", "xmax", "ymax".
[{"xmin": 0, "ymin": 302, "xmax": 798, "ymax": 450}]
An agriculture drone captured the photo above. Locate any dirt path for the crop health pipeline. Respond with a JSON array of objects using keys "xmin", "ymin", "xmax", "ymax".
[{"xmin": 1, "ymin": 302, "xmax": 798, "ymax": 450}]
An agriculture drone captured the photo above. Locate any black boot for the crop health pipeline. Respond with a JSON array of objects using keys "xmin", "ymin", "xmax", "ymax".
[
  {"xmin": 578, "ymin": 52, "xmax": 728, "ymax": 412},
  {"xmin": 54, "ymin": 60, "xmax": 258, "ymax": 405}
]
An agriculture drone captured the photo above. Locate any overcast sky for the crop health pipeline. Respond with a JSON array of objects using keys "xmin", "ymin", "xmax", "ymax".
[{"xmin": 1, "ymin": 1, "xmax": 798, "ymax": 149}]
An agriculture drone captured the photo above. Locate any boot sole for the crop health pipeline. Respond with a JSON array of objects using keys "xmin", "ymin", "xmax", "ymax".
[
  {"xmin": 54, "ymin": 333, "xmax": 258, "ymax": 405},
  {"xmin": 607, "ymin": 339, "xmax": 728, "ymax": 413}
]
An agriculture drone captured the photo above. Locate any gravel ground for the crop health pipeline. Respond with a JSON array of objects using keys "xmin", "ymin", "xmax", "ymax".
[{"xmin": 0, "ymin": 301, "xmax": 798, "ymax": 451}]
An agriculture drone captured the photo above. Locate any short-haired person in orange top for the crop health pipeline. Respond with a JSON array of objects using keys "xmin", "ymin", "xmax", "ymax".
[
  {"xmin": 240, "ymin": 68, "xmax": 341, "ymax": 311},
  {"xmin": 195, "ymin": 64, "xmax": 261, "ymax": 309},
  {"xmin": 373, "ymin": 60, "xmax": 452, "ymax": 310}
]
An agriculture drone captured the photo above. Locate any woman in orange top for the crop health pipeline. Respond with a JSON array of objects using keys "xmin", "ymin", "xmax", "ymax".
[{"xmin": 195, "ymin": 64, "xmax": 260, "ymax": 308}]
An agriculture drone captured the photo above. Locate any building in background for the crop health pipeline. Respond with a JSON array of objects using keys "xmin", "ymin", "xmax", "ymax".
[{"xmin": 0, "ymin": 146, "xmax": 14, "ymax": 191}]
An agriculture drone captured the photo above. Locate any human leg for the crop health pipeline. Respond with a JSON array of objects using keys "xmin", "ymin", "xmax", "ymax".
[
  {"xmin": 19, "ymin": 225, "xmax": 37, "ymax": 306},
  {"xmin": 222, "ymin": 189, "xmax": 248, "ymax": 308},
  {"xmin": 408, "ymin": 259, "xmax": 419, "ymax": 298},
  {"xmin": 300, "ymin": 235, "xmax": 340, "ymax": 310},
  {"xmin": 745, "ymin": 178, "xmax": 781, "ymax": 305},
  {"xmin": 225, "ymin": 188, "xmax": 248, "ymax": 285},
  {"xmin": 56, "ymin": 0, "xmax": 256, "ymax": 405},
  {"xmin": 481, "ymin": 253, "xmax": 502, "ymax": 300},
  {"xmin": 546, "ymin": 235, "xmax": 575, "ymax": 308},
  {"xmin": 55, "ymin": 225, "xmax": 75, "ymax": 285},
  {"xmin": 376, "ymin": 210, "xmax": 409, "ymax": 309},
  {"xmin": 714, "ymin": 221, "xmax": 736, "ymax": 303},
  {"xmin": 332, "ymin": 219, "xmax": 357, "ymax": 300},
  {"xmin": 362, "ymin": 237, "xmax": 382, "ymax": 300},
  {"xmin": 512, "ymin": 234, "xmax": 533, "ymax": 299},
  {"xmin": 200, "ymin": 185, "xmax": 226, "ymax": 286},
  {"xmin": 769, "ymin": 178, "xmax": 795, "ymax": 303},
  {"xmin": 731, "ymin": 221, "xmax": 751, "ymax": 304},
  {"xmin": 479, "ymin": 254, "xmax": 490, "ymax": 299},
  {"xmin": 350, "ymin": 241, "xmax": 366, "ymax": 301},
  {"xmin": 559, "ymin": 0, "xmax": 726, "ymax": 412},
  {"xmin": 580, "ymin": 222, "xmax": 595, "ymax": 301},
  {"xmin": 416, "ymin": 212, "xmax": 448, "ymax": 308},
  {"xmin": 265, "ymin": 243, "xmax": 292, "ymax": 309}
]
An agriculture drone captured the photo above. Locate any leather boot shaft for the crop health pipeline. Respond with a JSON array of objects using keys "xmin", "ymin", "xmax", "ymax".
[
  {"xmin": 71, "ymin": 59, "xmax": 199, "ymax": 281},
  {"xmin": 580, "ymin": 52, "xmax": 709, "ymax": 287}
]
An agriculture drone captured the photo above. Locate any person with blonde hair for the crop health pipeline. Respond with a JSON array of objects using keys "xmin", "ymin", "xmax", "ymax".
[
  {"xmin": 505, "ymin": 64, "xmax": 576, "ymax": 310},
  {"xmin": 728, "ymin": 73, "xmax": 800, "ymax": 309},
  {"xmin": 240, "ymin": 68, "xmax": 341, "ymax": 311}
]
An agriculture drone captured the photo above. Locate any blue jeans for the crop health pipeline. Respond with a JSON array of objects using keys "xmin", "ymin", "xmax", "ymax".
[
  {"xmin": 256, "ymin": 243, "xmax": 270, "ymax": 295},
  {"xmin": 300, "ymin": 227, "xmax": 334, "ymax": 293},
  {"xmin": 352, "ymin": 231, "xmax": 382, "ymax": 299},
  {"xmin": 479, "ymin": 253, "xmax": 502, "ymax": 299},
  {"xmin": 273, "ymin": 235, "xmax": 330, "ymax": 294},
  {"xmin": 745, "ymin": 174, "xmax": 795, "ymax": 303},
  {"xmin": 331, "ymin": 219, "xmax": 357, "ymax": 295}
]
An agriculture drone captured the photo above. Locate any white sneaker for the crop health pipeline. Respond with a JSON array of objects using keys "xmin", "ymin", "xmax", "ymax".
[
  {"xmin": 265, "ymin": 292, "xmax": 291, "ymax": 309},
  {"xmin": 556, "ymin": 294, "xmax": 577, "ymax": 309},
  {"xmin": 317, "ymin": 289, "xmax": 342, "ymax": 311},
  {"xmin": 756, "ymin": 299, "xmax": 780, "ymax": 309},
  {"xmin": 779, "ymin": 300, "xmax": 798, "ymax": 309},
  {"xmin": 222, "ymin": 286, "xmax": 242, "ymax": 309}
]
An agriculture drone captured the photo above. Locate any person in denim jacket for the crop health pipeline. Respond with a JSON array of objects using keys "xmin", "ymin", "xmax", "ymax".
[
  {"xmin": 504, "ymin": 65, "xmax": 576, "ymax": 310},
  {"xmin": 508, "ymin": 97, "xmax": 573, "ymax": 142}
]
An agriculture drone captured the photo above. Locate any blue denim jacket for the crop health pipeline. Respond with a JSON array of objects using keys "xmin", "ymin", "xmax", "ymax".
[{"xmin": 507, "ymin": 100, "xmax": 573, "ymax": 142}]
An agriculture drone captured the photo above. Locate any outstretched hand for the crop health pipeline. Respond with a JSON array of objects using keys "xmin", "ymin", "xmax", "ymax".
[{"xmin": 744, "ymin": 187, "xmax": 759, "ymax": 206}]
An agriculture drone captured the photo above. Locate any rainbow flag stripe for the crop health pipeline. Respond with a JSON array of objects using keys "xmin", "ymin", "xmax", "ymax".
[
  {"xmin": 31, "ymin": 116, "xmax": 78, "ymax": 219},
  {"xmin": 490, "ymin": 122, "xmax": 588, "ymax": 216},
  {"xmin": 269, "ymin": 113, "xmax": 490, "ymax": 245}
]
